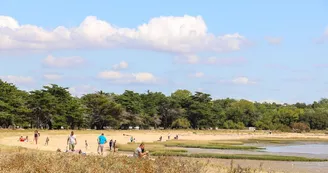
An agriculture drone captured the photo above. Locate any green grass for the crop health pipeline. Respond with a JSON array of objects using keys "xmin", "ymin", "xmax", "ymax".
[
  {"xmin": 243, "ymin": 138, "xmax": 328, "ymax": 144},
  {"xmin": 151, "ymin": 152, "xmax": 328, "ymax": 162},
  {"xmin": 116, "ymin": 143, "xmax": 188, "ymax": 153},
  {"xmin": 164, "ymin": 143, "xmax": 263, "ymax": 150}
]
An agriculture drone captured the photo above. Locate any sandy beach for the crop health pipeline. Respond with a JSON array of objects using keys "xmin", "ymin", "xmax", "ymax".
[
  {"xmin": 2, "ymin": 130, "xmax": 328, "ymax": 155},
  {"xmin": 1, "ymin": 130, "xmax": 328, "ymax": 173}
]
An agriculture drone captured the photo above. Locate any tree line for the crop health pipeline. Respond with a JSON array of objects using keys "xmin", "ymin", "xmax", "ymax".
[{"xmin": 1, "ymin": 80, "xmax": 328, "ymax": 131}]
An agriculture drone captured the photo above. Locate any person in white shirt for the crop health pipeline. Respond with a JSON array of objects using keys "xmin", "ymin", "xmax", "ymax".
[
  {"xmin": 133, "ymin": 143, "xmax": 148, "ymax": 158},
  {"xmin": 67, "ymin": 131, "xmax": 77, "ymax": 151}
]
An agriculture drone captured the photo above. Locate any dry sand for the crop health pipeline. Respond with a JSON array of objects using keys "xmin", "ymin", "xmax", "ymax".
[{"xmin": 1, "ymin": 130, "xmax": 328, "ymax": 173}]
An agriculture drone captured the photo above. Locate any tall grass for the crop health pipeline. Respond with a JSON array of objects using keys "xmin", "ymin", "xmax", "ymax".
[
  {"xmin": 151, "ymin": 152, "xmax": 328, "ymax": 162},
  {"xmin": 0, "ymin": 151, "xmax": 205, "ymax": 173}
]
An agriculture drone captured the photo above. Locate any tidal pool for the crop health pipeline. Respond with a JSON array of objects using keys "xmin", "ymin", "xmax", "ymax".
[{"xmin": 183, "ymin": 142, "xmax": 328, "ymax": 159}]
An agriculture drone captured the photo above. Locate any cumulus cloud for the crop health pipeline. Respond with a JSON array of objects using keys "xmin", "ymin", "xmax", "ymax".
[
  {"xmin": 98, "ymin": 70, "xmax": 157, "ymax": 84},
  {"xmin": 68, "ymin": 85, "xmax": 97, "ymax": 97},
  {"xmin": 219, "ymin": 76, "xmax": 256, "ymax": 85},
  {"xmin": 0, "ymin": 75, "xmax": 33, "ymax": 84},
  {"xmin": 176, "ymin": 55, "xmax": 246, "ymax": 65},
  {"xmin": 0, "ymin": 15, "xmax": 247, "ymax": 53},
  {"xmin": 112, "ymin": 61, "xmax": 128, "ymax": 70},
  {"xmin": 43, "ymin": 74, "xmax": 62, "ymax": 80},
  {"xmin": 190, "ymin": 72, "xmax": 204, "ymax": 78},
  {"xmin": 265, "ymin": 37, "xmax": 283, "ymax": 45},
  {"xmin": 43, "ymin": 55, "xmax": 85, "ymax": 68}
]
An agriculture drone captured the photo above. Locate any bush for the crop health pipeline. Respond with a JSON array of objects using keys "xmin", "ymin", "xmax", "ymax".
[
  {"xmin": 291, "ymin": 122, "xmax": 310, "ymax": 133},
  {"xmin": 171, "ymin": 118, "xmax": 190, "ymax": 129},
  {"xmin": 273, "ymin": 124, "xmax": 291, "ymax": 132},
  {"xmin": 235, "ymin": 122, "xmax": 245, "ymax": 130},
  {"xmin": 223, "ymin": 120, "xmax": 235, "ymax": 129}
]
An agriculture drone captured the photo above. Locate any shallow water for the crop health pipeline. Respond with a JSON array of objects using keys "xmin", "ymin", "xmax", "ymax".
[
  {"xmin": 184, "ymin": 142, "xmax": 328, "ymax": 159},
  {"xmin": 183, "ymin": 143, "xmax": 328, "ymax": 172},
  {"xmin": 265, "ymin": 143, "xmax": 328, "ymax": 155}
]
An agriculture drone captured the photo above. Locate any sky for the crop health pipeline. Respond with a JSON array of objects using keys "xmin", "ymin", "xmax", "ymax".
[{"xmin": 0, "ymin": 0, "xmax": 328, "ymax": 104}]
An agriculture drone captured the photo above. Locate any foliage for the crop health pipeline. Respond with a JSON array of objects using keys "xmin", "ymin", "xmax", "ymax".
[{"xmin": 2, "ymin": 79, "xmax": 328, "ymax": 130}]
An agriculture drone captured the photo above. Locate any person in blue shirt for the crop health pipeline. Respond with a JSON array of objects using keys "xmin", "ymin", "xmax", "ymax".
[{"xmin": 97, "ymin": 133, "xmax": 107, "ymax": 155}]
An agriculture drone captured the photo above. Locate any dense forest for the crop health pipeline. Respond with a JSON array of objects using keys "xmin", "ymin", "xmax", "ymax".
[{"xmin": 1, "ymin": 79, "xmax": 328, "ymax": 131}]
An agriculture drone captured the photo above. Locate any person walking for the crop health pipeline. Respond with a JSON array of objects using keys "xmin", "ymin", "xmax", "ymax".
[{"xmin": 97, "ymin": 133, "xmax": 107, "ymax": 155}]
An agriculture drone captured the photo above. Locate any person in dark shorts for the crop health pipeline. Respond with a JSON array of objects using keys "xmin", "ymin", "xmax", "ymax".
[
  {"xmin": 109, "ymin": 139, "xmax": 113, "ymax": 151},
  {"xmin": 34, "ymin": 130, "xmax": 39, "ymax": 145}
]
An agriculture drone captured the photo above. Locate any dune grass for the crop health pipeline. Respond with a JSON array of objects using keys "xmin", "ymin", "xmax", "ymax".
[
  {"xmin": 116, "ymin": 143, "xmax": 188, "ymax": 153},
  {"xmin": 164, "ymin": 143, "xmax": 262, "ymax": 150},
  {"xmin": 0, "ymin": 145, "xmax": 277, "ymax": 173},
  {"xmin": 151, "ymin": 152, "xmax": 328, "ymax": 162}
]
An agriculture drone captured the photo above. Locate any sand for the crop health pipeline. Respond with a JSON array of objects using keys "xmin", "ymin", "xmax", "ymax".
[{"xmin": 1, "ymin": 130, "xmax": 328, "ymax": 172}]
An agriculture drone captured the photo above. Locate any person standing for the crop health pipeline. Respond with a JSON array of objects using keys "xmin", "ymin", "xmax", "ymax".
[
  {"xmin": 109, "ymin": 139, "xmax": 113, "ymax": 151},
  {"xmin": 67, "ymin": 131, "xmax": 77, "ymax": 151},
  {"xmin": 45, "ymin": 137, "xmax": 49, "ymax": 145},
  {"xmin": 85, "ymin": 140, "xmax": 88, "ymax": 150},
  {"xmin": 97, "ymin": 133, "xmax": 107, "ymax": 155},
  {"xmin": 34, "ymin": 130, "xmax": 39, "ymax": 145},
  {"xmin": 113, "ymin": 140, "xmax": 117, "ymax": 152}
]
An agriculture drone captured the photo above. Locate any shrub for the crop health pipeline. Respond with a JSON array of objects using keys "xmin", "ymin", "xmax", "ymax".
[
  {"xmin": 171, "ymin": 118, "xmax": 190, "ymax": 129},
  {"xmin": 291, "ymin": 122, "xmax": 310, "ymax": 133}
]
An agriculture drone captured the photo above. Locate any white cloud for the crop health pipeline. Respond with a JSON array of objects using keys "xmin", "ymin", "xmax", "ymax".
[
  {"xmin": 68, "ymin": 85, "xmax": 97, "ymax": 97},
  {"xmin": 133, "ymin": 72, "xmax": 156, "ymax": 83},
  {"xmin": 0, "ymin": 15, "xmax": 247, "ymax": 53},
  {"xmin": 43, "ymin": 74, "xmax": 62, "ymax": 80},
  {"xmin": 265, "ymin": 37, "xmax": 283, "ymax": 45},
  {"xmin": 98, "ymin": 70, "xmax": 124, "ymax": 79},
  {"xmin": 219, "ymin": 76, "xmax": 256, "ymax": 85},
  {"xmin": 112, "ymin": 61, "xmax": 128, "ymax": 70},
  {"xmin": 232, "ymin": 77, "xmax": 256, "ymax": 85},
  {"xmin": 175, "ymin": 55, "xmax": 200, "ymax": 64},
  {"xmin": 98, "ymin": 70, "xmax": 157, "ymax": 84},
  {"xmin": 190, "ymin": 72, "xmax": 204, "ymax": 78},
  {"xmin": 43, "ymin": 55, "xmax": 85, "ymax": 68},
  {"xmin": 0, "ymin": 75, "xmax": 33, "ymax": 84},
  {"xmin": 176, "ymin": 55, "xmax": 246, "ymax": 65}
]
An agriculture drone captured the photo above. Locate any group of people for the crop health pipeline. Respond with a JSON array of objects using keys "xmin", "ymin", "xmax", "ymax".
[
  {"xmin": 18, "ymin": 130, "xmax": 162, "ymax": 159},
  {"xmin": 66, "ymin": 131, "xmax": 117, "ymax": 155}
]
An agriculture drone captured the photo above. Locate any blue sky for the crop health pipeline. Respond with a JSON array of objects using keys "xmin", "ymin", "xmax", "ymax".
[{"xmin": 0, "ymin": 0, "xmax": 328, "ymax": 103}]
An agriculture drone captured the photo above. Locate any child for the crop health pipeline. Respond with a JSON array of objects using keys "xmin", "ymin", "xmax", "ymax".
[
  {"xmin": 85, "ymin": 140, "xmax": 88, "ymax": 150},
  {"xmin": 45, "ymin": 137, "xmax": 49, "ymax": 145},
  {"xmin": 109, "ymin": 139, "xmax": 113, "ymax": 151},
  {"xmin": 113, "ymin": 140, "xmax": 116, "ymax": 152}
]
